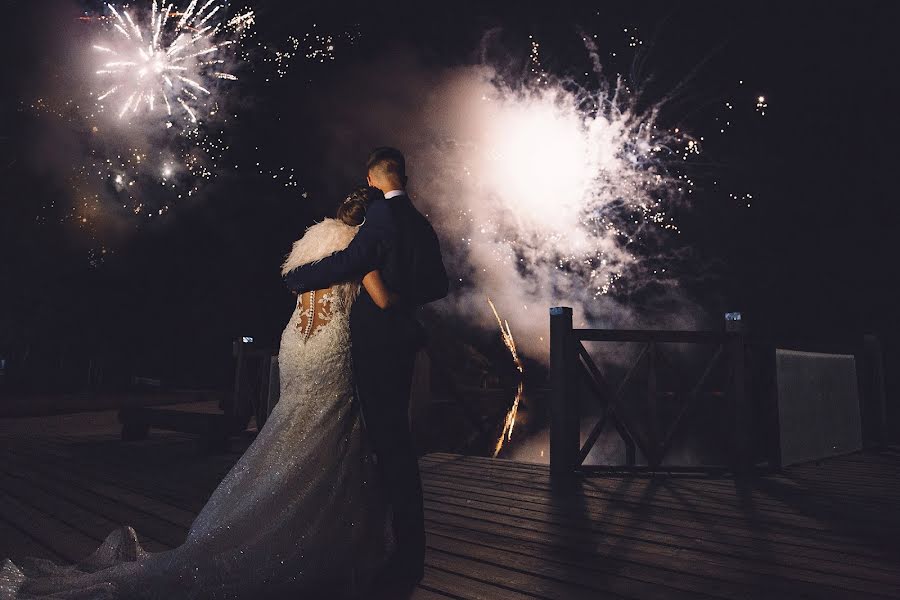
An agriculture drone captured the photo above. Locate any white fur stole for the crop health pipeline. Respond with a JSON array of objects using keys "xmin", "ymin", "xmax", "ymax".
[{"xmin": 281, "ymin": 218, "xmax": 361, "ymax": 308}]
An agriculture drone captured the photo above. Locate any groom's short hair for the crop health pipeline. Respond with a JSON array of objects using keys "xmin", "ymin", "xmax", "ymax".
[{"xmin": 366, "ymin": 147, "xmax": 406, "ymax": 179}]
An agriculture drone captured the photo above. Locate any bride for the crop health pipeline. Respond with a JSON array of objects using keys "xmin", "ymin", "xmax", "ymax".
[{"xmin": 0, "ymin": 187, "xmax": 397, "ymax": 599}]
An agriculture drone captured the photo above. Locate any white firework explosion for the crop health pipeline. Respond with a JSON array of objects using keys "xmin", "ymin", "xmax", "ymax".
[{"xmin": 93, "ymin": 0, "xmax": 254, "ymax": 127}]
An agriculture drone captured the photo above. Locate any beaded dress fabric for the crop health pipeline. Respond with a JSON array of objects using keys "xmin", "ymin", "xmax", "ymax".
[{"xmin": 0, "ymin": 218, "xmax": 393, "ymax": 599}]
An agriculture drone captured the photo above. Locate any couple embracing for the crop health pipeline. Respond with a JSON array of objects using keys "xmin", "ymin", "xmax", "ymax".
[
  {"xmin": 277, "ymin": 146, "xmax": 449, "ymax": 595},
  {"xmin": 0, "ymin": 147, "xmax": 448, "ymax": 599}
]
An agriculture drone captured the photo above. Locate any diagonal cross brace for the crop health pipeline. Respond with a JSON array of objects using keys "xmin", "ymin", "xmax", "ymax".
[
  {"xmin": 654, "ymin": 343, "xmax": 726, "ymax": 467},
  {"xmin": 577, "ymin": 342, "xmax": 653, "ymax": 465}
]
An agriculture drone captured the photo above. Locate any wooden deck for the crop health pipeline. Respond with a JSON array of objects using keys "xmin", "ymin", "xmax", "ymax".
[{"xmin": 1, "ymin": 408, "xmax": 899, "ymax": 599}]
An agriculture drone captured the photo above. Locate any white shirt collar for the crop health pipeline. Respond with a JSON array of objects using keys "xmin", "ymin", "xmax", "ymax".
[{"xmin": 384, "ymin": 189, "xmax": 406, "ymax": 199}]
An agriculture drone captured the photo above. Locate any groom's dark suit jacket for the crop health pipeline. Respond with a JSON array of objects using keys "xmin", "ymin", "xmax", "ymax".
[{"xmin": 283, "ymin": 192, "xmax": 448, "ymax": 351}]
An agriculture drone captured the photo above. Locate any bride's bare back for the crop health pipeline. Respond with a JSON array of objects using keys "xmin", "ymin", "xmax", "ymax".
[
  {"xmin": 295, "ymin": 271, "xmax": 399, "ymax": 342},
  {"xmin": 295, "ymin": 286, "xmax": 338, "ymax": 340}
]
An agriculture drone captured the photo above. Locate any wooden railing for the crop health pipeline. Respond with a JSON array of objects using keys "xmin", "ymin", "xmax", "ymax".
[
  {"xmin": 549, "ymin": 306, "xmax": 891, "ymax": 476},
  {"xmin": 550, "ymin": 306, "xmax": 756, "ymax": 475}
]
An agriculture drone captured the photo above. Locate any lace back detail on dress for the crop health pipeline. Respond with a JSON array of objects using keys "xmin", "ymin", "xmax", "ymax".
[{"xmin": 294, "ymin": 284, "xmax": 356, "ymax": 342}]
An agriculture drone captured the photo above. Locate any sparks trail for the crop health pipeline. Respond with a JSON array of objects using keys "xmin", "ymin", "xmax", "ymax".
[
  {"xmin": 488, "ymin": 298, "xmax": 523, "ymax": 373},
  {"xmin": 488, "ymin": 298, "xmax": 524, "ymax": 457},
  {"xmin": 92, "ymin": 1, "xmax": 254, "ymax": 128}
]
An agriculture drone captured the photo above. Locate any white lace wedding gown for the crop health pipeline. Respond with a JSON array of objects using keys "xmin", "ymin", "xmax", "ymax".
[{"xmin": 0, "ymin": 219, "xmax": 393, "ymax": 599}]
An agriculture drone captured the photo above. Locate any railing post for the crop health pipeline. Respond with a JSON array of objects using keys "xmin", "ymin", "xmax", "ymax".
[
  {"xmin": 765, "ymin": 344, "xmax": 783, "ymax": 470},
  {"xmin": 647, "ymin": 342, "xmax": 659, "ymax": 466},
  {"xmin": 729, "ymin": 331, "xmax": 751, "ymax": 473},
  {"xmin": 229, "ymin": 339, "xmax": 245, "ymax": 416},
  {"xmin": 550, "ymin": 307, "xmax": 578, "ymax": 476},
  {"xmin": 862, "ymin": 334, "xmax": 888, "ymax": 448}
]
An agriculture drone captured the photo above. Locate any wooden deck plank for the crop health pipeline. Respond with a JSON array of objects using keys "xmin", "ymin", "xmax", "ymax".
[
  {"xmin": 3, "ymin": 450, "xmax": 200, "ymax": 527},
  {"xmin": 421, "ymin": 476, "xmax": 900, "ymax": 579},
  {"xmin": 0, "ymin": 471, "xmax": 171, "ymax": 554},
  {"xmin": 424, "ymin": 452, "xmax": 900, "ymax": 512},
  {"xmin": 0, "ymin": 491, "xmax": 101, "ymax": 564},
  {"xmin": 426, "ymin": 527, "xmax": 713, "ymax": 600},
  {"xmin": 425, "ymin": 518, "xmax": 766, "ymax": 600},
  {"xmin": 0, "ymin": 518, "xmax": 64, "ymax": 563},
  {"xmin": 420, "ymin": 463, "xmax": 867, "ymax": 544},
  {"xmin": 408, "ymin": 585, "xmax": 459, "ymax": 600},
  {"xmin": 2, "ymin": 444, "xmax": 199, "ymax": 514},
  {"xmin": 426, "ymin": 546, "xmax": 627, "ymax": 600},
  {"xmin": 420, "ymin": 565, "xmax": 539, "ymax": 600},
  {"xmin": 420, "ymin": 471, "xmax": 900, "ymax": 567},
  {"xmin": 424, "ymin": 506, "xmax": 853, "ymax": 600},
  {"xmin": 425, "ymin": 460, "xmax": 896, "ymax": 577},
  {"xmin": 4, "ymin": 440, "xmax": 222, "ymax": 512},
  {"xmin": 1, "ymin": 418, "xmax": 899, "ymax": 599},
  {"xmin": 0, "ymin": 464, "xmax": 187, "ymax": 550},
  {"xmin": 423, "ymin": 455, "xmax": 814, "ymax": 511},
  {"xmin": 421, "ymin": 456, "xmax": 900, "ymax": 535},
  {"xmin": 430, "ymin": 450, "xmax": 900, "ymax": 493},
  {"xmin": 421, "ymin": 468, "xmax": 897, "ymax": 561},
  {"xmin": 423, "ymin": 496, "xmax": 897, "ymax": 598}
]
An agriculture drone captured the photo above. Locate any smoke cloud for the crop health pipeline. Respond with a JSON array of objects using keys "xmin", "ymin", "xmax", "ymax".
[{"xmin": 309, "ymin": 46, "xmax": 712, "ymax": 363}]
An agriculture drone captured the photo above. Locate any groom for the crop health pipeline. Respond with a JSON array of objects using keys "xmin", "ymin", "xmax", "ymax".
[{"xmin": 283, "ymin": 147, "xmax": 448, "ymax": 585}]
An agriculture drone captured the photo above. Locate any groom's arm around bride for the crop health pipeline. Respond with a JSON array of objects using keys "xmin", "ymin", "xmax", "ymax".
[{"xmin": 282, "ymin": 188, "xmax": 396, "ymax": 295}]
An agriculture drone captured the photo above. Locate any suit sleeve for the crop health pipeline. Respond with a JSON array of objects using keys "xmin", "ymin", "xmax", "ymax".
[
  {"xmin": 412, "ymin": 222, "xmax": 449, "ymax": 306},
  {"xmin": 283, "ymin": 201, "xmax": 394, "ymax": 293}
]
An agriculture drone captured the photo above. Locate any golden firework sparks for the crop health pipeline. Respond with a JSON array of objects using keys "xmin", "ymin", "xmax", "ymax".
[{"xmin": 488, "ymin": 298, "xmax": 524, "ymax": 457}]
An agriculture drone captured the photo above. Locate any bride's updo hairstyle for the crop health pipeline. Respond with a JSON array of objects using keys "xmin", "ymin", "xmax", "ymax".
[{"xmin": 337, "ymin": 186, "xmax": 382, "ymax": 226}]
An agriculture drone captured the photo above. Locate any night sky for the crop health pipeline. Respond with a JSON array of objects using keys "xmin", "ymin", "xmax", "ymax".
[{"xmin": 1, "ymin": 1, "xmax": 898, "ymax": 394}]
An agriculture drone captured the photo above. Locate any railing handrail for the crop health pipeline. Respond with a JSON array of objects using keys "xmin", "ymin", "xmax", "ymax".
[{"xmin": 576, "ymin": 328, "xmax": 870, "ymax": 356}]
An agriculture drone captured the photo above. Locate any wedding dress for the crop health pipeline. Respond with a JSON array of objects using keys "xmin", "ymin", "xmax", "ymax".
[{"xmin": 0, "ymin": 218, "xmax": 393, "ymax": 599}]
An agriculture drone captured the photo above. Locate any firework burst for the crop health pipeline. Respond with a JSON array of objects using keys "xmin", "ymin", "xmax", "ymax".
[
  {"xmin": 401, "ymin": 38, "xmax": 702, "ymax": 361},
  {"xmin": 93, "ymin": 0, "xmax": 253, "ymax": 128}
]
